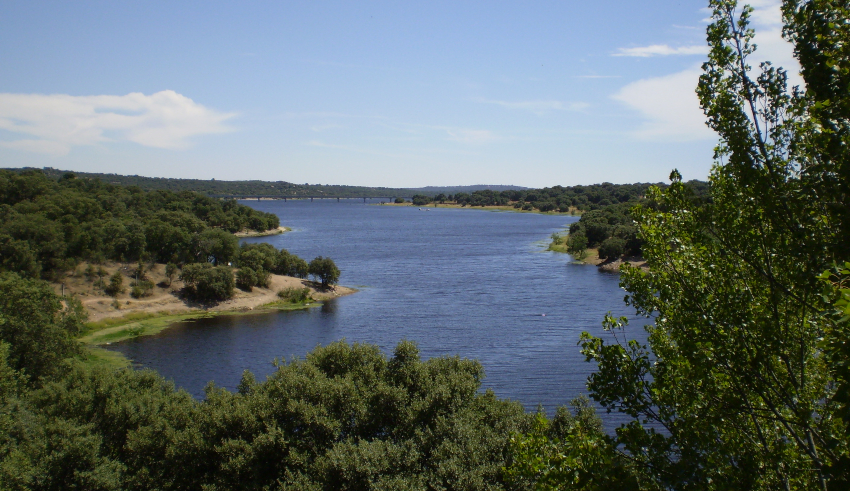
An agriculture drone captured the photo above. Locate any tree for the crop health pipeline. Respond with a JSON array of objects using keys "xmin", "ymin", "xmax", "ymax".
[
  {"xmin": 597, "ymin": 236, "xmax": 625, "ymax": 261},
  {"xmin": 566, "ymin": 232, "xmax": 588, "ymax": 260},
  {"xmin": 165, "ymin": 262, "xmax": 178, "ymax": 286},
  {"xmin": 0, "ymin": 273, "xmax": 84, "ymax": 382},
  {"xmin": 412, "ymin": 194, "xmax": 430, "ymax": 206},
  {"xmin": 308, "ymin": 256, "xmax": 340, "ymax": 289},
  {"xmin": 196, "ymin": 228, "xmax": 238, "ymax": 266},
  {"xmin": 180, "ymin": 263, "xmax": 234, "ymax": 302},
  {"xmin": 575, "ymin": 1, "xmax": 850, "ymax": 489},
  {"xmin": 105, "ymin": 271, "xmax": 125, "ymax": 297}
]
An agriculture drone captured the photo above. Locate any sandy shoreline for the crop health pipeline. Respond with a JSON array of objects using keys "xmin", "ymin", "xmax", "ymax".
[
  {"xmin": 56, "ymin": 261, "xmax": 355, "ymax": 368},
  {"xmin": 62, "ymin": 262, "xmax": 353, "ymax": 324},
  {"xmin": 234, "ymin": 226, "xmax": 289, "ymax": 237}
]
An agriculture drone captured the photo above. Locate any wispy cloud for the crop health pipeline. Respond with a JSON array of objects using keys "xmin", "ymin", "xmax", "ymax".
[
  {"xmin": 0, "ymin": 90, "xmax": 234, "ymax": 155},
  {"xmin": 479, "ymin": 99, "xmax": 588, "ymax": 116},
  {"xmin": 613, "ymin": 44, "xmax": 706, "ymax": 57},
  {"xmin": 611, "ymin": 67, "xmax": 713, "ymax": 141},
  {"xmin": 610, "ymin": 0, "xmax": 801, "ymax": 141},
  {"xmin": 445, "ymin": 129, "xmax": 496, "ymax": 144}
]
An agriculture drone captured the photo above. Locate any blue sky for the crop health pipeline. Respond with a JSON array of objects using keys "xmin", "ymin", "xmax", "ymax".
[{"xmin": 0, "ymin": 0, "xmax": 797, "ymax": 187}]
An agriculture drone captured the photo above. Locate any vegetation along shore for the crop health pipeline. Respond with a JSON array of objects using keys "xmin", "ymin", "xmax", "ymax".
[{"xmin": 1, "ymin": 3, "xmax": 850, "ymax": 487}]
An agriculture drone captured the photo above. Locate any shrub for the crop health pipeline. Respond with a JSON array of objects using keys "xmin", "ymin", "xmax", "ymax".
[
  {"xmin": 308, "ymin": 256, "xmax": 340, "ymax": 288},
  {"xmin": 180, "ymin": 263, "xmax": 234, "ymax": 302},
  {"xmin": 412, "ymin": 195, "xmax": 430, "ymax": 206},
  {"xmin": 598, "ymin": 237, "xmax": 626, "ymax": 260},
  {"xmin": 130, "ymin": 279, "xmax": 154, "ymax": 299},
  {"xmin": 236, "ymin": 267, "xmax": 257, "ymax": 291},
  {"xmin": 277, "ymin": 287, "xmax": 311, "ymax": 303},
  {"xmin": 105, "ymin": 271, "xmax": 125, "ymax": 296},
  {"xmin": 394, "ymin": 197, "xmax": 406, "ymax": 204},
  {"xmin": 165, "ymin": 262, "xmax": 178, "ymax": 286},
  {"xmin": 566, "ymin": 233, "xmax": 588, "ymax": 259}
]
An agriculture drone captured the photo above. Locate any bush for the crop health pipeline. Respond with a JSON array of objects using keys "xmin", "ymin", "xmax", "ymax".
[
  {"xmin": 277, "ymin": 287, "xmax": 311, "ymax": 303},
  {"xmin": 236, "ymin": 267, "xmax": 257, "ymax": 291},
  {"xmin": 535, "ymin": 200, "xmax": 557, "ymax": 212},
  {"xmin": 394, "ymin": 197, "xmax": 406, "ymax": 204},
  {"xmin": 165, "ymin": 262, "xmax": 178, "ymax": 286},
  {"xmin": 105, "ymin": 271, "xmax": 125, "ymax": 296},
  {"xmin": 566, "ymin": 233, "xmax": 588, "ymax": 259},
  {"xmin": 130, "ymin": 279, "xmax": 154, "ymax": 299},
  {"xmin": 308, "ymin": 256, "xmax": 340, "ymax": 288},
  {"xmin": 598, "ymin": 237, "xmax": 626, "ymax": 260},
  {"xmin": 0, "ymin": 272, "xmax": 84, "ymax": 381},
  {"xmin": 412, "ymin": 195, "xmax": 430, "ymax": 206},
  {"xmin": 180, "ymin": 263, "xmax": 234, "ymax": 302},
  {"xmin": 273, "ymin": 251, "xmax": 308, "ymax": 279}
]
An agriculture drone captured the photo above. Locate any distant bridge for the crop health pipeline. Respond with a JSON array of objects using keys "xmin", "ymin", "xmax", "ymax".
[{"xmin": 209, "ymin": 195, "xmax": 415, "ymax": 203}]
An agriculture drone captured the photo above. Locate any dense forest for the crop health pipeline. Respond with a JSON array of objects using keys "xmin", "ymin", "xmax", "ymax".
[
  {"xmin": 1, "ymin": 1, "xmax": 849, "ymax": 489},
  {"xmin": 4, "ymin": 168, "xmax": 526, "ymax": 199},
  {"xmin": 0, "ymin": 169, "xmax": 279, "ymax": 280}
]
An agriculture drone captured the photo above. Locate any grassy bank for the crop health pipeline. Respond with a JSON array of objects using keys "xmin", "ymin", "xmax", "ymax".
[{"xmin": 78, "ymin": 299, "xmax": 320, "ymax": 369}]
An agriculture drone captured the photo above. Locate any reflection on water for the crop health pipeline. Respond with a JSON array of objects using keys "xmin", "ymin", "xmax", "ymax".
[{"xmin": 110, "ymin": 200, "xmax": 649, "ymax": 423}]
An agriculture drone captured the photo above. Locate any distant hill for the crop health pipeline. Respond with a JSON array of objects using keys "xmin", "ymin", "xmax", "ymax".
[
  {"xmin": 4, "ymin": 168, "xmax": 526, "ymax": 199},
  {"xmin": 408, "ymin": 185, "xmax": 528, "ymax": 194}
]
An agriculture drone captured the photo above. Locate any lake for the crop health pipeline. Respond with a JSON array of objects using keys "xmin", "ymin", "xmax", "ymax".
[{"xmin": 109, "ymin": 199, "xmax": 649, "ymax": 417}]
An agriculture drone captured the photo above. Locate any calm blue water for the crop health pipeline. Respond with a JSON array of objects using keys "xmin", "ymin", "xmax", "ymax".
[{"xmin": 110, "ymin": 200, "xmax": 649, "ymax": 417}]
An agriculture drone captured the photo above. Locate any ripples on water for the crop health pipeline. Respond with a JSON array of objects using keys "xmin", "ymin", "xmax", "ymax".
[{"xmin": 110, "ymin": 200, "xmax": 650, "ymax": 423}]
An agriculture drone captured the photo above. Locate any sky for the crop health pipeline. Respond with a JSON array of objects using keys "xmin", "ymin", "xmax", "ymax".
[{"xmin": 0, "ymin": 0, "xmax": 800, "ymax": 188}]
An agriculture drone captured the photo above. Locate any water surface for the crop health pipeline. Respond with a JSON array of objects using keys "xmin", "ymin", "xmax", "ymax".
[{"xmin": 111, "ymin": 200, "xmax": 649, "ymax": 416}]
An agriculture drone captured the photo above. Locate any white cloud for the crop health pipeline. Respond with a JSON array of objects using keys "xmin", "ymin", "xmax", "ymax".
[
  {"xmin": 479, "ymin": 99, "xmax": 588, "ymax": 115},
  {"xmin": 0, "ymin": 90, "xmax": 235, "ymax": 155},
  {"xmin": 613, "ymin": 44, "xmax": 707, "ymax": 57},
  {"xmin": 611, "ymin": 0, "xmax": 802, "ymax": 141},
  {"xmin": 612, "ymin": 67, "xmax": 713, "ymax": 141}
]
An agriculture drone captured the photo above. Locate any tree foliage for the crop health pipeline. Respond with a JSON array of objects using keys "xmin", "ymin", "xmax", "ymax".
[
  {"xmin": 308, "ymin": 256, "xmax": 340, "ymax": 288},
  {"xmin": 0, "ymin": 273, "xmax": 85, "ymax": 383},
  {"xmin": 0, "ymin": 338, "xmax": 534, "ymax": 490},
  {"xmin": 0, "ymin": 169, "xmax": 278, "ymax": 279},
  {"xmin": 180, "ymin": 263, "xmax": 235, "ymax": 302},
  {"xmin": 571, "ymin": 1, "xmax": 850, "ymax": 489}
]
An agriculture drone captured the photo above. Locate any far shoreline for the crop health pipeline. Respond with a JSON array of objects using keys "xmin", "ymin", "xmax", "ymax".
[{"xmin": 376, "ymin": 201, "xmax": 583, "ymax": 216}]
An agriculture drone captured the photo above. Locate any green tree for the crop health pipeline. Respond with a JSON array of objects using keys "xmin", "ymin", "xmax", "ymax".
[
  {"xmin": 180, "ymin": 263, "xmax": 234, "ymax": 302},
  {"xmin": 575, "ymin": 1, "xmax": 850, "ymax": 489},
  {"xmin": 105, "ymin": 271, "xmax": 125, "ymax": 297},
  {"xmin": 412, "ymin": 194, "xmax": 430, "ymax": 206},
  {"xmin": 566, "ymin": 232, "xmax": 588, "ymax": 260},
  {"xmin": 235, "ymin": 267, "xmax": 258, "ymax": 291},
  {"xmin": 165, "ymin": 262, "xmax": 178, "ymax": 286},
  {"xmin": 0, "ymin": 273, "xmax": 84, "ymax": 382},
  {"xmin": 504, "ymin": 397, "xmax": 639, "ymax": 490},
  {"xmin": 308, "ymin": 256, "xmax": 340, "ymax": 289},
  {"xmin": 196, "ymin": 228, "xmax": 238, "ymax": 266},
  {"xmin": 597, "ymin": 236, "xmax": 625, "ymax": 261}
]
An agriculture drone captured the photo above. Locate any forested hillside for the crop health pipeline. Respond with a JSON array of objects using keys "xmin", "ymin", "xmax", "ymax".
[
  {"xmin": 3, "ymin": 167, "xmax": 527, "ymax": 199},
  {"xmin": 0, "ymin": 169, "xmax": 279, "ymax": 280},
  {"xmin": 0, "ymin": 1, "xmax": 848, "ymax": 489}
]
